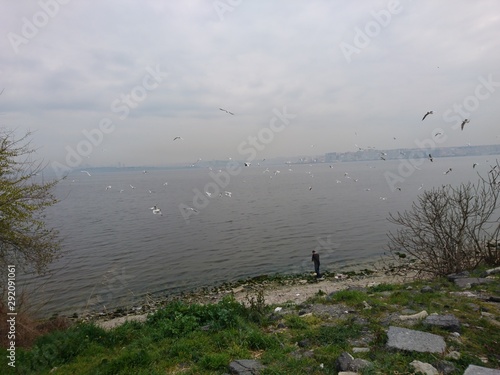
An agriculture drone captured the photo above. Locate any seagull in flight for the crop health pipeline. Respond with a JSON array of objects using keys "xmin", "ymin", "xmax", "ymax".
[
  {"xmin": 422, "ymin": 111, "xmax": 433, "ymax": 121},
  {"xmin": 244, "ymin": 162, "xmax": 251, "ymax": 167},
  {"xmin": 81, "ymin": 170, "xmax": 92, "ymax": 177},
  {"xmin": 173, "ymin": 136, "xmax": 183, "ymax": 141},
  {"xmin": 224, "ymin": 191, "xmax": 232, "ymax": 197},
  {"xmin": 219, "ymin": 108, "xmax": 234, "ymax": 115},
  {"xmin": 444, "ymin": 168, "xmax": 452, "ymax": 175},
  {"xmin": 461, "ymin": 119, "xmax": 470, "ymax": 130},
  {"xmin": 428, "ymin": 154, "xmax": 433, "ymax": 162}
]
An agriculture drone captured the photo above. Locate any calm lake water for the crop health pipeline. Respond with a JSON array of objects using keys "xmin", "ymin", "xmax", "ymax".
[{"xmin": 21, "ymin": 155, "xmax": 496, "ymax": 315}]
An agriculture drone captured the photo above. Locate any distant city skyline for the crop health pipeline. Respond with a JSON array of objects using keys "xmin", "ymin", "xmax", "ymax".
[{"xmin": 1, "ymin": 1, "xmax": 499, "ymax": 172}]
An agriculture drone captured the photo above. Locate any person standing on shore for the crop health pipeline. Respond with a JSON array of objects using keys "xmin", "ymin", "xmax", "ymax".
[{"xmin": 312, "ymin": 250, "xmax": 321, "ymax": 278}]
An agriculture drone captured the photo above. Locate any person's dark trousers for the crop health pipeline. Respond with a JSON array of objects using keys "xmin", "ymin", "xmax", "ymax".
[{"xmin": 314, "ymin": 264, "xmax": 321, "ymax": 278}]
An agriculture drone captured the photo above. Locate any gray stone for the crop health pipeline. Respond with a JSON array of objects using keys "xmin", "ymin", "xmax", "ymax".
[
  {"xmin": 421, "ymin": 286, "xmax": 434, "ymax": 293},
  {"xmin": 463, "ymin": 364, "xmax": 500, "ymax": 375},
  {"xmin": 386, "ymin": 326, "xmax": 446, "ymax": 353},
  {"xmin": 485, "ymin": 266, "xmax": 500, "ymax": 275},
  {"xmin": 335, "ymin": 352, "xmax": 372, "ymax": 372},
  {"xmin": 228, "ymin": 359, "xmax": 265, "ymax": 375},
  {"xmin": 298, "ymin": 339, "xmax": 310, "ymax": 348},
  {"xmin": 424, "ymin": 314, "xmax": 461, "ymax": 332},
  {"xmin": 454, "ymin": 278, "xmax": 495, "ymax": 289},
  {"xmin": 352, "ymin": 347, "xmax": 370, "ymax": 353},
  {"xmin": 447, "ymin": 271, "xmax": 470, "ymax": 280},
  {"xmin": 445, "ymin": 351, "xmax": 461, "ymax": 360},
  {"xmin": 410, "ymin": 360, "xmax": 439, "ymax": 375},
  {"xmin": 435, "ymin": 360, "xmax": 457, "ymax": 375}
]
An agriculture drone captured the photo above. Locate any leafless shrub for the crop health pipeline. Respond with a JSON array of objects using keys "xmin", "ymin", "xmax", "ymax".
[{"xmin": 386, "ymin": 160, "xmax": 500, "ymax": 277}]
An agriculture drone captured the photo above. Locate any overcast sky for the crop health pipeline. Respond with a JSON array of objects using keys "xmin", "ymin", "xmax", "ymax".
[{"xmin": 1, "ymin": 1, "xmax": 499, "ymax": 170}]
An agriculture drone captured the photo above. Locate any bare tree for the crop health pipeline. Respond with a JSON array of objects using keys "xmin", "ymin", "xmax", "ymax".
[
  {"xmin": 0, "ymin": 130, "xmax": 61, "ymax": 282},
  {"xmin": 386, "ymin": 161, "xmax": 500, "ymax": 277}
]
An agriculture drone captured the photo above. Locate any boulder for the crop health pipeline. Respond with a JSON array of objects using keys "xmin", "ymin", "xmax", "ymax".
[
  {"xmin": 453, "ymin": 278, "xmax": 495, "ymax": 289},
  {"xmin": 335, "ymin": 352, "xmax": 372, "ymax": 372},
  {"xmin": 386, "ymin": 326, "xmax": 446, "ymax": 353},
  {"xmin": 410, "ymin": 360, "xmax": 439, "ymax": 375},
  {"xmin": 463, "ymin": 364, "xmax": 500, "ymax": 375},
  {"xmin": 399, "ymin": 310, "xmax": 428, "ymax": 321},
  {"xmin": 435, "ymin": 360, "xmax": 457, "ymax": 375},
  {"xmin": 424, "ymin": 314, "xmax": 461, "ymax": 332}
]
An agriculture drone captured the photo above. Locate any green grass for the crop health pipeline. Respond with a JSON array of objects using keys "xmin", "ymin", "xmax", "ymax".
[{"xmin": 4, "ymin": 274, "xmax": 499, "ymax": 374}]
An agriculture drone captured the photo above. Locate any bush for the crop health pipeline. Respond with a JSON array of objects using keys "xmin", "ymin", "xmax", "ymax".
[{"xmin": 387, "ymin": 162, "xmax": 500, "ymax": 277}]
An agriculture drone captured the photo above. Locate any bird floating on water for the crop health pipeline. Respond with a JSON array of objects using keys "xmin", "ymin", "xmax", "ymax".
[
  {"xmin": 150, "ymin": 205, "xmax": 162, "ymax": 215},
  {"xmin": 422, "ymin": 111, "xmax": 433, "ymax": 121}
]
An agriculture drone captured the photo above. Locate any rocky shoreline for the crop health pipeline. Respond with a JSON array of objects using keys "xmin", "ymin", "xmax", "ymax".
[{"xmin": 86, "ymin": 267, "xmax": 410, "ymax": 330}]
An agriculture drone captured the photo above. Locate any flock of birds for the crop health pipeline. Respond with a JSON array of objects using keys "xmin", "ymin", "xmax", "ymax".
[
  {"xmin": 73, "ymin": 107, "xmax": 490, "ymax": 218},
  {"xmin": 421, "ymin": 110, "xmax": 471, "ymax": 131}
]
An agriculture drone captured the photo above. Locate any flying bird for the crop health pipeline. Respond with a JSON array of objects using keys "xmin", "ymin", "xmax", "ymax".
[
  {"xmin": 444, "ymin": 168, "xmax": 452, "ymax": 175},
  {"xmin": 461, "ymin": 119, "xmax": 470, "ymax": 130},
  {"xmin": 81, "ymin": 170, "xmax": 92, "ymax": 177},
  {"xmin": 173, "ymin": 136, "xmax": 183, "ymax": 141},
  {"xmin": 0, "ymin": 88, "xmax": 4, "ymax": 96},
  {"xmin": 244, "ymin": 162, "xmax": 251, "ymax": 167},
  {"xmin": 219, "ymin": 108, "xmax": 234, "ymax": 115},
  {"xmin": 473, "ymin": 163, "xmax": 478, "ymax": 169},
  {"xmin": 422, "ymin": 111, "xmax": 433, "ymax": 121},
  {"xmin": 428, "ymin": 154, "xmax": 433, "ymax": 162}
]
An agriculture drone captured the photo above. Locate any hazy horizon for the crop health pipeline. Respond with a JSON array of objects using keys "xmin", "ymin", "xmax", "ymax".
[{"xmin": 2, "ymin": 1, "xmax": 499, "ymax": 173}]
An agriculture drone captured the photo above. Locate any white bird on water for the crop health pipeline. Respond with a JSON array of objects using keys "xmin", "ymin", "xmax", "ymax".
[
  {"xmin": 150, "ymin": 205, "xmax": 162, "ymax": 215},
  {"xmin": 81, "ymin": 170, "xmax": 91, "ymax": 177}
]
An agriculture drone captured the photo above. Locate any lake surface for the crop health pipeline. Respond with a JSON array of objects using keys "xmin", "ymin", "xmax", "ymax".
[{"xmin": 21, "ymin": 155, "xmax": 496, "ymax": 315}]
